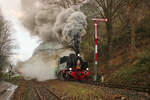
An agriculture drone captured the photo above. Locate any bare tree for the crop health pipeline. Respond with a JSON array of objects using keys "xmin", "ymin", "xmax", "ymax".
[
  {"xmin": 0, "ymin": 14, "xmax": 15, "ymax": 73},
  {"xmin": 123, "ymin": 0, "xmax": 149, "ymax": 57},
  {"xmin": 127, "ymin": 0, "xmax": 137, "ymax": 57},
  {"xmin": 127, "ymin": 0, "xmax": 149, "ymax": 57},
  {"xmin": 57, "ymin": 0, "xmax": 86, "ymax": 8},
  {"xmin": 94, "ymin": 0, "xmax": 126, "ymax": 63}
]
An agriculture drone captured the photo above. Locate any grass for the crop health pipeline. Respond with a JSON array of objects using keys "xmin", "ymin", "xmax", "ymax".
[
  {"xmin": 46, "ymin": 80, "xmax": 105, "ymax": 99},
  {"xmin": 2, "ymin": 74, "xmax": 24, "ymax": 85}
]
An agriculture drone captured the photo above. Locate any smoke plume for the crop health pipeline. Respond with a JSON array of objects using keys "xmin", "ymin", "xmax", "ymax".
[
  {"xmin": 18, "ymin": 0, "xmax": 87, "ymax": 81},
  {"xmin": 21, "ymin": 0, "xmax": 87, "ymax": 43}
]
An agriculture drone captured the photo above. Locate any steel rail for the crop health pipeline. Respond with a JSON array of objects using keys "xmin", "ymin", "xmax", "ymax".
[{"xmin": 82, "ymin": 81, "xmax": 150, "ymax": 93}]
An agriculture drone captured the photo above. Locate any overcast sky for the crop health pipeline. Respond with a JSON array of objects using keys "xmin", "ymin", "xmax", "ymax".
[{"xmin": 0, "ymin": 0, "xmax": 40, "ymax": 64}]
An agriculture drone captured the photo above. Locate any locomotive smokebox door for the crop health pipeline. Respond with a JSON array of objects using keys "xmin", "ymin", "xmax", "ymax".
[{"xmin": 76, "ymin": 59, "xmax": 81, "ymax": 69}]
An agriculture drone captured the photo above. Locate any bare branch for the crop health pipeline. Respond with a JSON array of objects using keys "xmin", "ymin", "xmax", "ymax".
[{"xmin": 0, "ymin": 13, "xmax": 15, "ymax": 68}]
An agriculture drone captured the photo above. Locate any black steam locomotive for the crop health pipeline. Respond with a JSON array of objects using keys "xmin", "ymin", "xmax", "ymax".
[{"xmin": 56, "ymin": 34, "xmax": 90, "ymax": 80}]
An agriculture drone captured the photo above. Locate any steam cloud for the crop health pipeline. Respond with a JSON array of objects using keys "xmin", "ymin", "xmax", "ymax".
[{"xmin": 18, "ymin": 0, "xmax": 87, "ymax": 81}]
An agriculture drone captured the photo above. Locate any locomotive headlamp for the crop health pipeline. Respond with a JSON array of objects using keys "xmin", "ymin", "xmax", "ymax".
[
  {"xmin": 86, "ymin": 68, "xmax": 89, "ymax": 71},
  {"xmin": 77, "ymin": 54, "xmax": 80, "ymax": 57},
  {"xmin": 69, "ymin": 68, "xmax": 72, "ymax": 71}
]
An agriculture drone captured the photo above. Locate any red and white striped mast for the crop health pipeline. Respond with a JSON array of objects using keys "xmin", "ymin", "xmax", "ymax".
[{"xmin": 92, "ymin": 18, "xmax": 108, "ymax": 81}]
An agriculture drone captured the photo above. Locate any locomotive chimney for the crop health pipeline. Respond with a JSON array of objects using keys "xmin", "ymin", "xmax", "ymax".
[{"xmin": 73, "ymin": 33, "xmax": 80, "ymax": 56}]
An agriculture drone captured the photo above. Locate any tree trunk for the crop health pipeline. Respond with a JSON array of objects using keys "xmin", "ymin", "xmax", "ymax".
[
  {"xmin": 105, "ymin": 20, "xmax": 113, "ymax": 65},
  {"xmin": 128, "ymin": 0, "xmax": 137, "ymax": 57},
  {"xmin": 130, "ymin": 17, "xmax": 136, "ymax": 57}
]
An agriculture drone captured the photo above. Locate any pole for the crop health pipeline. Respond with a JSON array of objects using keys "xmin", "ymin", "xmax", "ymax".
[
  {"xmin": 93, "ymin": 22, "xmax": 98, "ymax": 81},
  {"xmin": 92, "ymin": 18, "xmax": 108, "ymax": 81}
]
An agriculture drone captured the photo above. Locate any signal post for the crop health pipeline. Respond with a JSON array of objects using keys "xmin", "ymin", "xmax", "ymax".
[{"xmin": 92, "ymin": 18, "xmax": 108, "ymax": 81}]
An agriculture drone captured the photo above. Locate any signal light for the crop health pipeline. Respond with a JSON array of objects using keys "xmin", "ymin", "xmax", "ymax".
[{"xmin": 104, "ymin": 18, "xmax": 108, "ymax": 22}]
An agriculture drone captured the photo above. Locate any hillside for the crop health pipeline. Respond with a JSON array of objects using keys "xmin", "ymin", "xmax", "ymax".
[{"xmin": 80, "ymin": 1, "xmax": 150, "ymax": 86}]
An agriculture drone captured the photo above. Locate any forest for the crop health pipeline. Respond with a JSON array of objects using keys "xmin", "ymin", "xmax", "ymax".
[
  {"xmin": 80, "ymin": 0, "xmax": 150, "ymax": 86},
  {"xmin": 0, "ymin": 0, "xmax": 150, "ymax": 85},
  {"xmin": 0, "ymin": 0, "xmax": 150, "ymax": 99}
]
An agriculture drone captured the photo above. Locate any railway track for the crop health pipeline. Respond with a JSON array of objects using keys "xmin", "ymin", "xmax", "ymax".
[
  {"xmin": 81, "ymin": 81, "xmax": 150, "ymax": 94},
  {"xmin": 33, "ymin": 87, "xmax": 62, "ymax": 100}
]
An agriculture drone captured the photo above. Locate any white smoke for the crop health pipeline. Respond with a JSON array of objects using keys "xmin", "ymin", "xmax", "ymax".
[
  {"xmin": 0, "ymin": 0, "xmax": 40, "ymax": 62},
  {"xmin": 21, "ymin": 0, "xmax": 87, "ymax": 43},
  {"xmin": 17, "ymin": 0, "xmax": 87, "ymax": 81},
  {"xmin": 61, "ymin": 11, "xmax": 87, "ymax": 44},
  {"xmin": 19, "ymin": 48, "xmax": 74, "ymax": 81}
]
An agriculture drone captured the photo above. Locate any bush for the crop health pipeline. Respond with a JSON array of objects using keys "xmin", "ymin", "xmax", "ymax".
[
  {"xmin": 135, "ymin": 48, "xmax": 150, "ymax": 72},
  {"xmin": 136, "ymin": 16, "xmax": 150, "ymax": 40}
]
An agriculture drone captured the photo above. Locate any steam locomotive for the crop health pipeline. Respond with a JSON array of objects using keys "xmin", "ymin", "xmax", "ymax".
[{"xmin": 56, "ymin": 34, "xmax": 90, "ymax": 81}]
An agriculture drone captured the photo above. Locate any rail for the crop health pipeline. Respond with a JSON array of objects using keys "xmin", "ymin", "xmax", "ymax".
[
  {"xmin": 34, "ymin": 87, "xmax": 62, "ymax": 100},
  {"xmin": 81, "ymin": 81, "xmax": 150, "ymax": 94}
]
